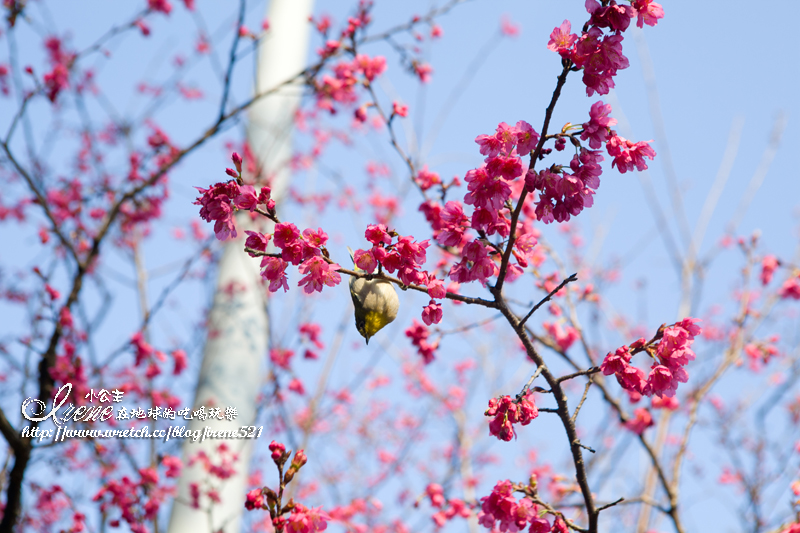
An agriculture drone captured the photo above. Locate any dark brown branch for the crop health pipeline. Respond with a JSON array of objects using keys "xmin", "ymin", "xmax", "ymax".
[
  {"xmin": 596, "ymin": 497, "xmax": 625, "ymax": 513},
  {"xmin": 494, "ymin": 61, "xmax": 572, "ymax": 293},
  {"xmin": 557, "ymin": 367, "xmax": 601, "ymax": 384},
  {"xmin": 0, "ymin": 409, "xmax": 22, "ymax": 454},
  {"xmin": 491, "ymin": 291, "xmax": 598, "ymax": 531},
  {"xmin": 218, "ymin": 0, "xmax": 247, "ymax": 124}
]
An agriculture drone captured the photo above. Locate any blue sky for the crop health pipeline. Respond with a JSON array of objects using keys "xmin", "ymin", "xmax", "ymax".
[{"xmin": 2, "ymin": 1, "xmax": 800, "ymax": 531}]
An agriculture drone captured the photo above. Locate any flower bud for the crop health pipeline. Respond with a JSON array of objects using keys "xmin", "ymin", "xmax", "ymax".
[
  {"xmin": 291, "ymin": 449, "xmax": 307, "ymax": 469},
  {"xmin": 269, "ymin": 441, "xmax": 286, "ymax": 462},
  {"xmin": 231, "ymin": 152, "xmax": 243, "ymax": 174}
]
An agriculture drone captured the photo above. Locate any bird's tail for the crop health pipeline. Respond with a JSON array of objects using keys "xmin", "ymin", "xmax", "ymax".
[{"xmin": 347, "ymin": 246, "xmax": 362, "ymax": 272}]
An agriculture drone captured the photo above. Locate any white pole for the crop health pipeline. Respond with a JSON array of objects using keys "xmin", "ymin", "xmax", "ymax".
[{"xmin": 167, "ymin": 0, "xmax": 314, "ymax": 531}]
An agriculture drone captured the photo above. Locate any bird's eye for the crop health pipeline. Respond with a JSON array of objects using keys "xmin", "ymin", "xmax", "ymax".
[{"xmin": 356, "ymin": 318, "xmax": 365, "ymax": 330}]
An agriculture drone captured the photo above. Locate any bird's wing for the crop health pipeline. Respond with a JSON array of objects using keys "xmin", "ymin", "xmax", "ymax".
[{"xmin": 349, "ymin": 277, "xmax": 362, "ymax": 307}]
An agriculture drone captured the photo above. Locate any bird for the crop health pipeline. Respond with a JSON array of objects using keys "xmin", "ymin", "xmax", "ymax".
[{"xmin": 348, "ymin": 247, "xmax": 399, "ymax": 344}]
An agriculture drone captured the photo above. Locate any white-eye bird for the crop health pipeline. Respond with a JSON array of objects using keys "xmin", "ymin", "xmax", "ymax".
[{"xmin": 348, "ymin": 247, "xmax": 399, "ymax": 344}]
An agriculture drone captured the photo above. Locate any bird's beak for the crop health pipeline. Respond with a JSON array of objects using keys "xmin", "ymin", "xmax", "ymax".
[{"xmin": 365, "ymin": 337, "xmax": 370, "ymax": 345}]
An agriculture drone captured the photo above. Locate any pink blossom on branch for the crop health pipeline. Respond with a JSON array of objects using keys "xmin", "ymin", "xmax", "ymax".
[
  {"xmin": 606, "ymin": 134, "xmax": 656, "ymax": 173},
  {"xmin": 421, "ymin": 300, "xmax": 442, "ymax": 325},
  {"xmin": 581, "ymin": 100, "xmax": 617, "ymax": 149},
  {"xmin": 485, "ymin": 393, "xmax": 538, "ymax": 442},
  {"xmin": 297, "ymin": 257, "xmax": 342, "ymax": 294},
  {"xmin": 631, "ymin": 0, "xmax": 665, "ymax": 28},
  {"xmin": 586, "ymin": 0, "xmax": 636, "ymax": 33},
  {"xmin": 760, "ymin": 255, "xmax": 780, "ymax": 285},
  {"xmin": 392, "ymin": 101, "xmax": 409, "ymax": 117},
  {"xmin": 625, "ymin": 407, "xmax": 654, "ymax": 435},
  {"xmin": 405, "ymin": 320, "xmax": 438, "ymax": 364},
  {"xmin": 194, "ymin": 181, "xmax": 240, "ymax": 240},
  {"xmin": 285, "ymin": 504, "xmax": 331, "ymax": 533},
  {"xmin": 477, "ymin": 480, "xmax": 540, "ymax": 532},
  {"xmin": 435, "ymin": 200, "xmax": 470, "ymax": 247},
  {"xmin": 547, "ymin": 20, "xmax": 577, "ymax": 59},
  {"xmin": 602, "ymin": 319, "xmax": 701, "ymax": 399},
  {"xmin": 779, "ymin": 274, "xmax": 800, "ymax": 300}
]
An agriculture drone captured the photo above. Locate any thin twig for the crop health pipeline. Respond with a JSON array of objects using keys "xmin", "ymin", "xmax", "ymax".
[
  {"xmin": 519, "ymin": 273, "xmax": 578, "ymax": 327},
  {"xmin": 570, "ymin": 381, "xmax": 593, "ymax": 424}
]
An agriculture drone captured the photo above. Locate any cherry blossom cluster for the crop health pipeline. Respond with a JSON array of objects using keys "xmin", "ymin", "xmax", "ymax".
[
  {"xmin": 93, "ymin": 464, "xmax": 178, "ymax": 533},
  {"xmin": 417, "ymin": 122, "xmax": 544, "ymax": 288},
  {"xmin": 405, "ymin": 319, "xmax": 439, "ymax": 364},
  {"xmin": 188, "ymin": 443, "xmax": 238, "ymax": 505},
  {"xmin": 246, "ymin": 442, "xmax": 330, "ymax": 533},
  {"xmin": 744, "ymin": 336, "xmax": 780, "ymax": 371},
  {"xmin": 353, "ymin": 223, "xmax": 449, "ymax": 324},
  {"xmin": 624, "ymin": 407, "xmax": 654, "ymax": 435},
  {"xmin": 581, "ymin": 99, "xmax": 656, "ymax": 175},
  {"xmin": 42, "ymin": 36, "xmax": 75, "ymax": 103},
  {"xmin": 600, "ymin": 318, "xmax": 702, "ymax": 400},
  {"xmin": 469, "ymin": 121, "xmax": 538, "ymax": 235},
  {"xmin": 307, "ymin": 3, "xmax": 393, "ymax": 116},
  {"xmin": 424, "ymin": 483, "xmax": 472, "ymax": 528},
  {"xmin": 194, "ymin": 153, "xmax": 275, "ymax": 241},
  {"xmin": 195, "ymin": 154, "xmax": 344, "ymax": 295},
  {"xmin": 761, "ymin": 255, "xmax": 780, "ymax": 285},
  {"xmin": 313, "ymin": 53, "xmax": 387, "ymax": 115},
  {"xmin": 352, "ymin": 223, "xmax": 430, "ymax": 285},
  {"xmin": 299, "ymin": 322, "xmax": 325, "ymax": 360},
  {"xmin": 477, "ymin": 480, "xmax": 554, "ymax": 533},
  {"xmin": 524, "ymin": 147, "xmax": 603, "ymax": 224},
  {"xmin": 254, "ymin": 222, "xmax": 341, "ymax": 294},
  {"xmin": 484, "ymin": 392, "xmax": 539, "ymax": 442},
  {"xmin": 774, "ymin": 255, "xmax": 800, "ymax": 299},
  {"xmin": 547, "ymin": 0, "xmax": 663, "ymax": 97},
  {"xmin": 131, "ymin": 332, "xmax": 188, "ymax": 379},
  {"xmin": 542, "ymin": 321, "xmax": 579, "ymax": 352},
  {"xmin": 49, "ymin": 339, "xmax": 90, "ymax": 402},
  {"xmin": 25, "ymin": 485, "xmax": 85, "ymax": 533}
]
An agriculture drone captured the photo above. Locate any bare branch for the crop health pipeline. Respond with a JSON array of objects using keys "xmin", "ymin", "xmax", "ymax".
[{"xmin": 519, "ymin": 273, "xmax": 578, "ymax": 327}]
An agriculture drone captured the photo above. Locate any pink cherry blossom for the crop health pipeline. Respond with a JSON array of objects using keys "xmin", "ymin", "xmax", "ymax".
[
  {"xmin": 421, "ymin": 300, "xmax": 443, "ymax": 325},
  {"xmin": 273, "ymin": 222, "xmax": 301, "ymax": 249},
  {"xmin": 426, "ymin": 277, "xmax": 446, "ymax": 299},
  {"xmin": 546, "ymin": 20, "xmax": 577, "ymax": 58},
  {"xmin": 416, "ymin": 167, "xmax": 442, "ymax": 190},
  {"xmin": 392, "ymin": 101, "xmax": 408, "ymax": 117},
  {"xmin": 297, "ymin": 257, "xmax": 342, "ymax": 294},
  {"xmin": 436, "ymin": 201, "xmax": 469, "ymax": 247},
  {"xmin": 587, "ymin": 0, "xmax": 636, "ymax": 33},
  {"xmin": 486, "ymin": 154, "xmax": 524, "ymax": 181},
  {"xmin": 244, "ymin": 230, "xmax": 270, "ymax": 254},
  {"xmin": 194, "ymin": 181, "xmax": 240, "ymax": 240},
  {"xmin": 514, "ymin": 120, "xmax": 540, "ymax": 155},
  {"xmin": 405, "ymin": 320, "xmax": 438, "ymax": 364},
  {"xmin": 485, "ymin": 393, "xmax": 538, "ymax": 442},
  {"xmin": 581, "ymin": 100, "xmax": 617, "ymax": 149},
  {"xmin": 260, "ymin": 256, "xmax": 289, "ymax": 293},
  {"xmin": 365, "ymin": 223, "xmax": 392, "ymax": 245},
  {"xmin": 625, "ymin": 407, "xmax": 654, "ymax": 435},
  {"xmin": 760, "ymin": 255, "xmax": 780, "ymax": 285},
  {"xmin": 606, "ymin": 134, "xmax": 656, "ymax": 173},
  {"xmin": 779, "ymin": 276, "xmax": 800, "ymax": 299},
  {"xmin": 632, "ymin": 0, "xmax": 665, "ymax": 28}
]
